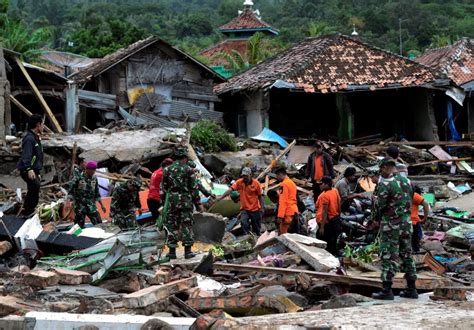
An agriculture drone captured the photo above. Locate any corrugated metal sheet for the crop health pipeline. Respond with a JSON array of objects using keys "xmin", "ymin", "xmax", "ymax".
[
  {"xmin": 169, "ymin": 101, "xmax": 223, "ymax": 122},
  {"xmin": 118, "ymin": 107, "xmax": 178, "ymax": 128},
  {"xmin": 78, "ymin": 90, "xmax": 117, "ymax": 111}
]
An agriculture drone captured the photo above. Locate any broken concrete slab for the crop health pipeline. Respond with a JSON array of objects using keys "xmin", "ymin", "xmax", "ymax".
[
  {"xmin": 24, "ymin": 270, "xmax": 59, "ymax": 288},
  {"xmin": 0, "ymin": 296, "xmax": 31, "ymax": 317},
  {"xmin": 257, "ymin": 285, "xmax": 308, "ymax": 308},
  {"xmin": 430, "ymin": 287, "xmax": 474, "ymax": 301},
  {"xmin": 123, "ymin": 276, "xmax": 198, "ymax": 309},
  {"xmin": 37, "ymin": 285, "xmax": 120, "ymax": 300},
  {"xmin": 185, "ymin": 295, "xmax": 302, "ymax": 316},
  {"xmin": 52, "ymin": 268, "xmax": 92, "ymax": 285},
  {"xmin": 276, "ymin": 233, "xmax": 339, "ymax": 272},
  {"xmin": 148, "ymin": 268, "xmax": 172, "ymax": 285},
  {"xmin": 192, "ymin": 212, "xmax": 226, "ymax": 244},
  {"xmin": 99, "ymin": 273, "xmax": 141, "ymax": 293},
  {"xmin": 321, "ymin": 294, "xmax": 358, "ymax": 309}
]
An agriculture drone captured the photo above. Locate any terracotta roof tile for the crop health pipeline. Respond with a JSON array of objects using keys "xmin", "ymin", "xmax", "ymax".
[
  {"xmin": 219, "ymin": 8, "xmax": 274, "ymax": 31},
  {"xmin": 200, "ymin": 39, "xmax": 249, "ymax": 66},
  {"xmin": 216, "ymin": 34, "xmax": 447, "ymax": 94},
  {"xmin": 416, "ymin": 38, "xmax": 474, "ymax": 86}
]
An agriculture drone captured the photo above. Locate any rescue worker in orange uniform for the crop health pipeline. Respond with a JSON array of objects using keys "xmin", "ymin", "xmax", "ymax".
[
  {"xmin": 306, "ymin": 141, "xmax": 335, "ymax": 203},
  {"xmin": 275, "ymin": 167, "xmax": 299, "ymax": 234},
  {"xmin": 316, "ymin": 176, "xmax": 341, "ymax": 256},
  {"xmin": 411, "ymin": 186, "xmax": 430, "ymax": 252}
]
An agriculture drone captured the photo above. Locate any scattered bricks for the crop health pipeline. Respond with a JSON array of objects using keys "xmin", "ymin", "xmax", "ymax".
[
  {"xmin": 148, "ymin": 268, "xmax": 172, "ymax": 285},
  {"xmin": 123, "ymin": 276, "xmax": 197, "ymax": 309},
  {"xmin": 430, "ymin": 287, "xmax": 473, "ymax": 301},
  {"xmin": 99, "ymin": 273, "xmax": 141, "ymax": 293},
  {"xmin": 0, "ymin": 241, "xmax": 12, "ymax": 256},
  {"xmin": 52, "ymin": 268, "xmax": 92, "ymax": 285},
  {"xmin": 185, "ymin": 295, "xmax": 298, "ymax": 315},
  {"xmin": 24, "ymin": 270, "xmax": 59, "ymax": 288},
  {"xmin": 0, "ymin": 296, "xmax": 29, "ymax": 317}
]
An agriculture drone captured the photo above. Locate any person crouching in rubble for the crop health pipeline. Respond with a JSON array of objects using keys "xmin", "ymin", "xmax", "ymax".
[
  {"xmin": 162, "ymin": 147, "xmax": 203, "ymax": 259},
  {"xmin": 335, "ymin": 167, "xmax": 366, "ymax": 213},
  {"xmin": 372, "ymin": 158, "xmax": 417, "ymax": 300},
  {"xmin": 274, "ymin": 167, "xmax": 299, "ymax": 234},
  {"xmin": 66, "ymin": 160, "xmax": 106, "ymax": 228},
  {"xmin": 111, "ymin": 178, "xmax": 142, "ymax": 230},
  {"xmin": 147, "ymin": 158, "xmax": 174, "ymax": 221},
  {"xmin": 218, "ymin": 167, "xmax": 264, "ymax": 235},
  {"xmin": 316, "ymin": 176, "xmax": 342, "ymax": 256}
]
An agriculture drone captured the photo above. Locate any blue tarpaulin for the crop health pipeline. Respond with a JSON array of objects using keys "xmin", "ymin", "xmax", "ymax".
[
  {"xmin": 447, "ymin": 101, "xmax": 461, "ymax": 141},
  {"xmin": 251, "ymin": 127, "xmax": 289, "ymax": 148}
]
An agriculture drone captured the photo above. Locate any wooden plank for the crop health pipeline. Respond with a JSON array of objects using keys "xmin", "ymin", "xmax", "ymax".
[
  {"xmin": 409, "ymin": 157, "xmax": 471, "ymax": 167},
  {"xmin": 257, "ymin": 140, "xmax": 296, "ymax": 180},
  {"xmin": 389, "ymin": 141, "xmax": 474, "ymax": 147},
  {"xmin": 9, "ymin": 95, "xmax": 53, "ymax": 134},
  {"xmin": 213, "ymin": 262, "xmax": 383, "ymax": 288},
  {"xmin": 14, "ymin": 57, "xmax": 63, "ymax": 132}
]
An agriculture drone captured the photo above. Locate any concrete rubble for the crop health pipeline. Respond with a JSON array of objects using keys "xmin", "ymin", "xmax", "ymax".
[{"xmin": 0, "ymin": 125, "xmax": 474, "ymax": 329}]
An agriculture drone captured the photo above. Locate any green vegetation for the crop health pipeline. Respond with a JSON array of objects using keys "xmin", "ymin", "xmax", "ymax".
[
  {"xmin": 191, "ymin": 120, "xmax": 237, "ymax": 153},
  {"xmin": 0, "ymin": 0, "xmax": 472, "ymax": 61}
]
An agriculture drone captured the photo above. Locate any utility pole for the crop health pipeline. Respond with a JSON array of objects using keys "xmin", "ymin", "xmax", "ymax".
[{"xmin": 399, "ymin": 18, "xmax": 403, "ymax": 56}]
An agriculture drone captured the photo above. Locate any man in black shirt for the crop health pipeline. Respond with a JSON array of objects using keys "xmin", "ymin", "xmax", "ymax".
[{"xmin": 17, "ymin": 114, "xmax": 44, "ymax": 216}]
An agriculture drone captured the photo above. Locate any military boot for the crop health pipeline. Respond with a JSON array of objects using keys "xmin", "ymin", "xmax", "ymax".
[
  {"xmin": 166, "ymin": 247, "xmax": 177, "ymax": 260},
  {"xmin": 184, "ymin": 246, "xmax": 197, "ymax": 259},
  {"xmin": 400, "ymin": 278, "xmax": 419, "ymax": 299},
  {"xmin": 372, "ymin": 281, "xmax": 394, "ymax": 300}
]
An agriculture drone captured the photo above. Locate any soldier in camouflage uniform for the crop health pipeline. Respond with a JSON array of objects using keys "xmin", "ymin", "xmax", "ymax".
[
  {"xmin": 162, "ymin": 147, "xmax": 203, "ymax": 259},
  {"xmin": 372, "ymin": 158, "xmax": 417, "ymax": 300},
  {"xmin": 111, "ymin": 178, "xmax": 142, "ymax": 230},
  {"xmin": 66, "ymin": 160, "xmax": 106, "ymax": 228}
]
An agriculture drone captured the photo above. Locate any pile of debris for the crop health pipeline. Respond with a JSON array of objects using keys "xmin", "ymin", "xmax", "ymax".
[{"xmin": 0, "ymin": 126, "xmax": 473, "ymax": 328}]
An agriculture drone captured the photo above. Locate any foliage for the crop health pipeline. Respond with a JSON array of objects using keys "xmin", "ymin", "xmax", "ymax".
[
  {"xmin": 1, "ymin": 0, "xmax": 473, "ymax": 60},
  {"xmin": 191, "ymin": 120, "xmax": 237, "ymax": 153},
  {"xmin": 343, "ymin": 237, "xmax": 380, "ymax": 263}
]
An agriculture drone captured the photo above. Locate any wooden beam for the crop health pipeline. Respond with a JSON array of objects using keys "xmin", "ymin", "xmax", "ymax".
[
  {"xmin": 9, "ymin": 95, "xmax": 53, "ymax": 134},
  {"xmin": 213, "ymin": 262, "xmax": 382, "ymax": 288},
  {"xmin": 409, "ymin": 157, "xmax": 472, "ymax": 167},
  {"xmin": 389, "ymin": 141, "xmax": 473, "ymax": 147},
  {"xmin": 14, "ymin": 57, "xmax": 63, "ymax": 132},
  {"xmin": 257, "ymin": 140, "xmax": 297, "ymax": 180}
]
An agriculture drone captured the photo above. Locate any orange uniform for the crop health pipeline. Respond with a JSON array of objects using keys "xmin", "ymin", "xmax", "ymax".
[
  {"xmin": 314, "ymin": 156, "xmax": 324, "ymax": 181},
  {"xmin": 231, "ymin": 178, "xmax": 262, "ymax": 212},
  {"xmin": 411, "ymin": 192, "xmax": 425, "ymax": 225},
  {"xmin": 277, "ymin": 177, "xmax": 299, "ymax": 234},
  {"xmin": 316, "ymin": 188, "xmax": 340, "ymax": 223}
]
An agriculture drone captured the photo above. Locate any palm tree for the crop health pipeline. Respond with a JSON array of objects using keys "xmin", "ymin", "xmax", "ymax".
[{"xmin": 307, "ymin": 21, "xmax": 333, "ymax": 37}]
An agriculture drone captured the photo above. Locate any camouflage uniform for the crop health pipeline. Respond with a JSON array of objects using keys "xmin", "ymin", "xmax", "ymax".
[
  {"xmin": 377, "ymin": 173, "xmax": 416, "ymax": 282},
  {"xmin": 67, "ymin": 172, "xmax": 102, "ymax": 228},
  {"xmin": 111, "ymin": 179, "xmax": 141, "ymax": 230},
  {"xmin": 162, "ymin": 159, "xmax": 201, "ymax": 248}
]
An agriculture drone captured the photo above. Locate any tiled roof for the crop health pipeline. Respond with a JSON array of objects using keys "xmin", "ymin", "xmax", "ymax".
[
  {"xmin": 215, "ymin": 34, "xmax": 448, "ymax": 95},
  {"xmin": 200, "ymin": 39, "xmax": 249, "ymax": 66},
  {"xmin": 416, "ymin": 38, "xmax": 474, "ymax": 86},
  {"xmin": 219, "ymin": 8, "xmax": 276, "ymax": 32},
  {"xmin": 71, "ymin": 36, "xmax": 225, "ymax": 83}
]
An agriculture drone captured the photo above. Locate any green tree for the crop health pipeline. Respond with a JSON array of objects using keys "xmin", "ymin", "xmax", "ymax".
[{"xmin": 307, "ymin": 21, "xmax": 334, "ymax": 37}]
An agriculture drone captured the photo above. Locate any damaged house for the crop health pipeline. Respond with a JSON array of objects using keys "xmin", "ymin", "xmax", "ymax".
[
  {"xmin": 0, "ymin": 48, "xmax": 69, "ymax": 138},
  {"xmin": 416, "ymin": 38, "xmax": 474, "ymax": 136},
  {"xmin": 216, "ymin": 34, "xmax": 458, "ymax": 141},
  {"xmin": 68, "ymin": 36, "xmax": 226, "ymax": 130}
]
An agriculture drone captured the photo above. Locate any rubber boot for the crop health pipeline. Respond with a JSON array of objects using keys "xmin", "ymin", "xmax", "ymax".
[
  {"xmin": 184, "ymin": 246, "xmax": 197, "ymax": 259},
  {"xmin": 400, "ymin": 279, "xmax": 419, "ymax": 299},
  {"xmin": 372, "ymin": 281, "xmax": 394, "ymax": 300},
  {"xmin": 166, "ymin": 247, "xmax": 176, "ymax": 260}
]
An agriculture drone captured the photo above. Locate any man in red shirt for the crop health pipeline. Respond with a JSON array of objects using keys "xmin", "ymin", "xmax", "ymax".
[
  {"xmin": 219, "ymin": 167, "xmax": 264, "ymax": 235},
  {"xmin": 316, "ymin": 176, "xmax": 341, "ymax": 256},
  {"xmin": 147, "ymin": 158, "xmax": 173, "ymax": 220}
]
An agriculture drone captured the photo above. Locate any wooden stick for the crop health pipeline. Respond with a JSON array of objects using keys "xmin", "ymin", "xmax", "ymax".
[
  {"xmin": 409, "ymin": 157, "xmax": 472, "ymax": 167},
  {"xmin": 257, "ymin": 140, "xmax": 296, "ymax": 180},
  {"xmin": 9, "ymin": 95, "xmax": 53, "ymax": 134},
  {"xmin": 263, "ymin": 175, "xmax": 269, "ymax": 195},
  {"xmin": 213, "ymin": 262, "xmax": 382, "ymax": 288},
  {"xmin": 14, "ymin": 57, "xmax": 63, "ymax": 133}
]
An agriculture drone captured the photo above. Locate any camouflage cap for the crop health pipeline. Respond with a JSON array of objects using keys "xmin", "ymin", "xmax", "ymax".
[
  {"xmin": 241, "ymin": 167, "xmax": 252, "ymax": 176},
  {"xmin": 174, "ymin": 146, "xmax": 189, "ymax": 157},
  {"xmin": 379, "ymin": 157, "xmax": 396, "ymax": 167},
  {"xmin": 129, "ymin": 178, "xmax": 142, "ymax": 188}
]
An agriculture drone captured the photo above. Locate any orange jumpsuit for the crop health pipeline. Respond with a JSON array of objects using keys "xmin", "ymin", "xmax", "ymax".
[{"xmin": 277, "ymin": 177, "xmax": 299, "ymax": 234}]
